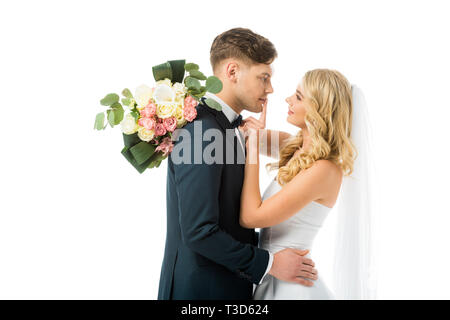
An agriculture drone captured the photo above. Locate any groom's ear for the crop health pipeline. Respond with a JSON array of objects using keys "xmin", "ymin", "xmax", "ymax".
[{"xmin": 224, "ymin": 61, "xmax": 239, "ymax": 82}]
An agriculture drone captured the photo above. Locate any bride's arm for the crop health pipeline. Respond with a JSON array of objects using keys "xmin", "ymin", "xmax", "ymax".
[
  {"xmin": 239, "ymin": 130, "xmax": 263, "ymax": 227},
  {"xmin": 240, "ymin": 138, "xmax": 335, "ymax": 229},
  {"xmin": 259, "ymin": 129, "xmax": 292, "ymax": 159}
]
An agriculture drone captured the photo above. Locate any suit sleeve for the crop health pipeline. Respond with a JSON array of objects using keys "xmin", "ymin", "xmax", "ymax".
[{"xmin": 171, "ymin": 119, "xmax": 269, "ymax": 284}]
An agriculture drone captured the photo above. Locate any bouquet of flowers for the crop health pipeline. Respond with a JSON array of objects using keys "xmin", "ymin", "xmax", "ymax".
[{"xmin": 94, "ymin": 59, "xmax": 223, "ymax": 173}]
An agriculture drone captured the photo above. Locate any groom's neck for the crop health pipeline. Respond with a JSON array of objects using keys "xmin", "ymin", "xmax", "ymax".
[{"xmin": 215, "ymin": 90, "xmax": 244, "ymax": 114}]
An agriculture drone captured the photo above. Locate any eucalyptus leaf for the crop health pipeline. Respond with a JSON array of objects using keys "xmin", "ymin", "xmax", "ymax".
[
  {"xmin": 100, "ymin": 93, "xmax": 119, "ymax": 106},
  {"xmin": 113, "ymin": 107, "xmax": 124, "ymax": 125},
  {"xmin": 189, "ymin": 70, "xmax": 207, "ymax": 80},
  {"xmin": 185, "ymin": 77, "xmax": 201, "ymax": 91},
  {"xmin": 109, "ymin": 102, "xmax": 124, "ymax": 124},
  {"xmin": 122, "ymin": 88, "xmax": 133, "ymax": 98},
  {"xmin": 121, "ymin": 98, "xmax": 131, "ymax": 106},
  {"xmin": 188, "ymin": 87, "xmax": 201, "ymax": 95},
  {"xmin": 204, "ymin": 98, "xmax": 222, "ymax": 111},
  {"xmin": 184, "ymin": 63, "xmax": 199, "ymax": 71},
  {"xmin": 107, "ymin": 109, "xmax": 115, "ymax": 127},
  {"xmin": 206, "ymin": 76, "xmax": 223, "ymax": 94},
  {"xmin": 110, "ymin": 102, "xmax": 123, "ymax": 110},
  {"xmin": 94, "ymin": 112, "xmax": 105, "ymax": 130}
]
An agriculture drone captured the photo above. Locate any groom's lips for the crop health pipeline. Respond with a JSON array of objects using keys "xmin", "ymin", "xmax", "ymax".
[{"xmin": 259, "ymin": 98, "xmax": 267, "ymax": 104}]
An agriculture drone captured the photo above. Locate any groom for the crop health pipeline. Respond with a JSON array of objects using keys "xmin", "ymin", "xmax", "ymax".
[{"xmin": 158, "ymin": 28, "xmax": 316, "ymax": 300}]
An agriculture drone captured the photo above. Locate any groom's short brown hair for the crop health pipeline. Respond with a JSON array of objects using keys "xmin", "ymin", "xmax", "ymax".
[{"xmin": 210, "ymin": 28, "xmax": 277, "ymax": 72}]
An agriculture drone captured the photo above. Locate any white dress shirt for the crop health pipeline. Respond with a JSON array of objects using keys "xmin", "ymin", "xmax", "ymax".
[{"xmin": 203, "ymin": 92, "xmax": 274, "ymax": 285}]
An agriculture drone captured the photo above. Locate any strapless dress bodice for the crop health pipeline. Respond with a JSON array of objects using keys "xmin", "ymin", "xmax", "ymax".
[{"xmin": 259, "ymin": 178, "xmax": 332, "ymax": 253}]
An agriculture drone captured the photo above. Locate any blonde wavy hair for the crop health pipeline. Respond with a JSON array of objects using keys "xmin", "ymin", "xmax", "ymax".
[{"xmin": 266, "ymin": 69, "xmax": 357, "ymax": 185}]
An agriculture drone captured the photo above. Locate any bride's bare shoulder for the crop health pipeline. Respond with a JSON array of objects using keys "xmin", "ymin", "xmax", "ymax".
[
  {"xmin": 309, "ymin": 159, "xmax": 343, "ymax": 184},
  {"xmin": 314, "ymin": 159, "xmax": 342, "ymax": 172}
]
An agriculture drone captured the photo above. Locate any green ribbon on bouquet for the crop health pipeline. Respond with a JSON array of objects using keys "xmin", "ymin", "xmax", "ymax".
[
  {"xmin": 152, "ymin": 59, "xmax": 186, "ymax": 84},
  {"xmin": 120, "ymin": 133, "xmax": 166, "ymax": 174}
]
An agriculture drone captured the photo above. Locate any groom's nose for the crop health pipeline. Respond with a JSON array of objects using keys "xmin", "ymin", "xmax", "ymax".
[{"xmin": 265, "ymin": 81, "xmax": 274, "ymax": 94}]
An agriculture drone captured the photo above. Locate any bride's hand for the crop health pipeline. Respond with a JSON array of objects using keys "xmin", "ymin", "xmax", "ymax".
[
  {"xmin": 239, "ymin": 103, "xmax": 267, "ymax": 147},
  {"xmin": 240, "ymin": 104, "xmax": 266, "ymax": 162}
]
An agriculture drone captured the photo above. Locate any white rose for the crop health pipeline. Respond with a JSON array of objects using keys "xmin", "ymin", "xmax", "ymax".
[
  {"xmin": 156, "ymin": 102, "xmax": 176, "ymax": 119},
  {"xmin": 153, "ymin": 83, "xmax": 175, "ymax": 105},
  {"xmin": 156, "ymin": 78, "xmax": 172, "ymax": 87},
  {"xmin": 172, "ymin": 82, "xmax": 187, "ymax": 100},
  {"xmin": 135, "ymin": 84, "xmax": 154, "ymax": 108},
  {"xmin": 137, "ymin": 126, "xmax": 155, "ymax": 142},
  {"xmin": 120, "ymin": 113, "xmax": 138, "ymax": 134},
  {"xmin": 174, "ymin": 104, "xmax": 187, "ymax": 127}
]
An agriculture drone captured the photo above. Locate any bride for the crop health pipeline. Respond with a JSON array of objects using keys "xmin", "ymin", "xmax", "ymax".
[{"xmin": 238, "ymin": 68, "xmax": 375, "ymax": 300}]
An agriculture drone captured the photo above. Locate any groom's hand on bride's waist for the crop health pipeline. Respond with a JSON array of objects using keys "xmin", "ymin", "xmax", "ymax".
[{"xmin": 268, "ymin": 248, "xmax": 318, "ymax": 286}]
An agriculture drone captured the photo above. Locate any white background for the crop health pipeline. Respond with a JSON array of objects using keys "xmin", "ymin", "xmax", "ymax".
[{"xmin": 1, "ymin": 0, "xmax": 449, "ymax": 299}]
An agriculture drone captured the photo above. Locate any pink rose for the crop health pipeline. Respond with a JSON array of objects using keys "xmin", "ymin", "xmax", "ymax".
[
  {"xmin": 155, "ymin": 137, "xmax": 174, "ymax": 156},
  {"xmin": 155, "ymin": 122, "xmax": 167, "ymax": 136},
  {"xmin": 183, "ymin": 106, "xmax": 197, "ymax": 122},
  {"xmin": 140, "ymin": 103, "xmax": 157, "ymax": 118},
  {"xmin": 184, "ymin": 96, "xmax": 199, "ymax": 109},
  {"xmin": 138, "ymin": 117, "xmax": 156, "ymax": 130},
  {"xmin": 163, "ymin": 117, "xmax": 177, "ymax": 132}
]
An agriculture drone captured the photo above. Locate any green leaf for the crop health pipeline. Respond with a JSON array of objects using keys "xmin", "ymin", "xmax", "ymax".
[
  {"xmin": 100, "ymin": 93, "xmax": 119, "ymax": 106},
  {"xmin": 187, "ymin": 93, "xmax": 200, "ymax": 102},
  {"xmin": 184, "ymin": 63, "xmax": 199, "ymax": 71},
  {"xmin": 110, "ymin": 102, "xmax": 124, "ymax": 125},
  {"xmin": 188, "ymin": 87, "xmax": 201, "ymax": 95},
  {"xmin": 121, "ymin": 98, "xmax": 131, "ymax": 106},
  {"xmin": 110, "ymin": 102, "xmax": 122, "ymax": 109},
  {"xmin": 204, "ymin": 98, "xmax": 222, "ymax": 111},
  {"xmin": 205, "ymin": 76, "xmax": 223, "ymax": 94},
  {"xmin": 198, "ymin": 86, "xmax": 207, "ymax": 97},
  {"xmin": 185, "ymin": 77, "xmax": 201, "ymax": 91},
  {"xmin": 130, "ymin": 110, "xmax": 140, "ymax": 122},
  {"xmin": 189, "ymin": 70, "xmax": 207, "ymax": 80},
  {"xmin": 113, "ymin": 108, "xmax": 124, "ymax": 125},
  {"xmin": 152, "ymin": 62, "xmax": 173, "ymax": 82},
  {"xmin": 94, "ymin": 112, "xmax": 105, "ymax": 130},
  {"xmin": 148, "ymin": 152, "xmax": 167, "ymax": 168},
  {"xmin": 122, "ymin": 88, "xmax": 133, "ymax": 98},
  {"xmin": 129, "ymin": 141, "xmax": 156, "ymax": 165},
  {"xmin": 107, "ymin": 109, "xmax": 115, "ymax": 127}
]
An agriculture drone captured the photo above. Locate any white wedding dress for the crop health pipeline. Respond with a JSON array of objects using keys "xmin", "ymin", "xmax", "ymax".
[{"xmin": 253, "ymin": 177, "xmax": 336, "ymax": 300}]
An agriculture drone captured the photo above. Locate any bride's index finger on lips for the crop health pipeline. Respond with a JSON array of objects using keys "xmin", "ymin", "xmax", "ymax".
[{"xmin": 259, "ymin": 103, "xmax": 267, "ymax": 126}]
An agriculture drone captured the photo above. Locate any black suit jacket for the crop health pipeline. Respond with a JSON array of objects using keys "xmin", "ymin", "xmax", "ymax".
[{"xmin": 157, "ymin": 99, "xmax": 270, "ymax": 300}]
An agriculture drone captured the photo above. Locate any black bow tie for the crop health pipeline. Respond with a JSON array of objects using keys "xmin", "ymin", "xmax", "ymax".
[{"xmin": 231, "ymin": 114, "xmax": 243, "ymax": 128}]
